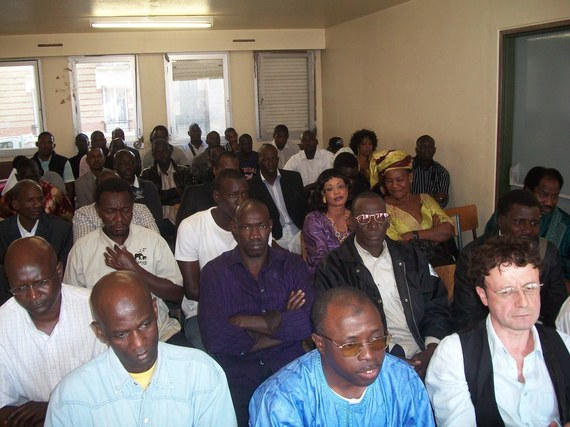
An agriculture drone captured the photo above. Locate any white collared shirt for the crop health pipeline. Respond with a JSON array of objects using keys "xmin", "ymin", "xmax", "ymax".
[
  {"xmin": 260, "ymin": 170, "xmax": 294, "ymax": 228},
  {"xmin": 283, "ymin": 148, "xmax": 333, "ymax": 186},
  {"xmin": 426, "ymin": 316, "xmax": 568, "ymax": 426},
  {"xmin": 17, "ymin": 215, "xmax": 39, "ymax": 237},
  {"xmin": 354, "ymin": 239, "xmax": 421, "ymax": 358}
]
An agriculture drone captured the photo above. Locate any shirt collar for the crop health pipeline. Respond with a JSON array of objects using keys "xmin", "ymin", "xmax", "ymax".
[
  {"xmin": 354, "ymin": 237, "xmax": 388, "ymax": 260},
  {"xmin": 486, "ymin": 315, "xmax": 543, "ymax": 359},
  {"xmin": 260, "ymin": 169, "xmax": 281, "ymax": 184},
  {"xmin": 17, "ymin": 215, "xmax": 39, "ymax": 237},
  {"xmin": 131, "ymin": 175, "xmax": 140, "ymax": 188}
]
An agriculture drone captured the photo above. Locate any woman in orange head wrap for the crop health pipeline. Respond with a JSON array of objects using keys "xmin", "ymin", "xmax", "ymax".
[{"xmin": 370, "ymin": 150, "xmax": 456, "ymax": 266}]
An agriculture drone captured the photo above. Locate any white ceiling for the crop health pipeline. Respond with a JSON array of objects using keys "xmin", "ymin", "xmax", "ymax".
[{"xmin": 0, "ymin": 0, "xmax": 409, "ymax": 35}]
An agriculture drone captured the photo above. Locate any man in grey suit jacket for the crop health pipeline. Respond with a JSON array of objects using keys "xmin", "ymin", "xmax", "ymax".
[
  {"xmin": 248, "ymin": 144, "xmax": 308, "ymax": 253},
  {"xmin": 0, "ymin": 180, "xmax": 72, "ymax": 304}
]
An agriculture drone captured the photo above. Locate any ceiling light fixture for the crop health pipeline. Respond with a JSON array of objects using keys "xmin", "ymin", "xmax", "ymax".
[{"xmin": 90, "ymin": 16, "xmax": 213, "ymax": 29}]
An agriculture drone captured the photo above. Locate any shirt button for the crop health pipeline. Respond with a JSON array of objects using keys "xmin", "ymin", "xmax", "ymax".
[
  {"xmin": 260, "ymin": 288, "xmax": 265, "ymax": 293},
  {"xmin": 261, "ymin": 309, "xmax": 266, "ymax": 313},
  {"xmin": 144, "ymin": 418, "xmax": 149, "ymax": 424},
  {"xmin": 260, "ymin": 360, "xmax": 265, "ymax": 366}
]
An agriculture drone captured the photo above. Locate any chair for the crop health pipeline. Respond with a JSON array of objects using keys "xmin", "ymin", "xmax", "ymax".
[
  {"xmin": 444, "ymin": 204, "xmax": 479, "ymax": 249},
  {"xmin": 434, "ymin": 264, "xmax": 456, "ymax": 301}
]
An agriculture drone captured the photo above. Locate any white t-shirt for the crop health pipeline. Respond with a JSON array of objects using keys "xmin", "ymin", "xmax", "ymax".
[
  {"xmin": 283, "ymin": 148, "xmax": 334, "ymax": 186},
  {"xmin": 64, "ymin": 225, "xmax": 183, "ymax": 341},
  {"xmin": 175, "ymin": 207, "xmax": 237, "ymax": 318}
]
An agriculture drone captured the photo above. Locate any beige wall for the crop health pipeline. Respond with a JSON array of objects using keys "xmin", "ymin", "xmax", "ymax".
[
  {"xmin": 0, "ymin": 29, "xmax": 325, "ymax": 159},
  {"xmin": 321, "ymin": 0, "xmax": 570, "ymax": 233}
]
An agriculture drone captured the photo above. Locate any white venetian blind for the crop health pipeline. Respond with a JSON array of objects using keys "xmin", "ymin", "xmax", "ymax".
[{"xmin": 256, "ymin": 51, "xmax": 314, "ymax": 140}]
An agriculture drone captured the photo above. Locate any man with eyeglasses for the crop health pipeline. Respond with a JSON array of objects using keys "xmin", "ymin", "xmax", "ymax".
[
  {"xmin": 426, "ymin": 235, "xmax": 570, "ymax": 426},
  {"xmin": 0, "ymin": 236, "xmax": 106, "ymax": 427},
  {"xmin": 199, "ymin": 199, "xmax": 313, "ymax": 427},
  {"xmin": 453, "ymin": 189, "xmax": 567, "ymax": 330},
  {"xmin": 315, "ymin": 191, "xmax": 451, "ymax": 379},
  {"xmin": 249, "ymin": 287, "xmax": 435, "ymax": 426}
]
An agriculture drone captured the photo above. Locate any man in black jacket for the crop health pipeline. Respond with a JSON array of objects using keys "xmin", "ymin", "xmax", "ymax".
[
  {"xmin": 249, "ymin": 144, "xmax": 307, "ymax": 253},
  {"xmin": 452, "ymin": 190, "xmax": 567, "ymax": 330},
  {"xmin": 315, "ymin": 191, "xmax": 451, "ymax": 379}
]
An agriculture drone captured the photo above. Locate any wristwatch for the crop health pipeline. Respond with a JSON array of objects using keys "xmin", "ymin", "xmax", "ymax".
[{"xmin": 412, "ymin": 231, "xmax": 420, "ymax": 240}]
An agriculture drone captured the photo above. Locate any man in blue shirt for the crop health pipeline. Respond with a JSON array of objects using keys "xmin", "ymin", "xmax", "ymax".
[
  {"xmin": 249, "ymin": 286, "xmax": 434, "ymax": 427},
  {"xmin": 46, "ymin": 271, "xmax": 237, "ymax": 427}
]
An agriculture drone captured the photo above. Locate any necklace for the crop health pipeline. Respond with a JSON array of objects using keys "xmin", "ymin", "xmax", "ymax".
[{"xmin": 326, "ymin": 209, "xmax": 351, "ymax": 244}]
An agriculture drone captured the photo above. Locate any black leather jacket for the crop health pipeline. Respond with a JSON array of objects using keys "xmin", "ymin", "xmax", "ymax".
[{"xmin": 315, "ymin": 235, "xmax": 452, "ymax": 351}]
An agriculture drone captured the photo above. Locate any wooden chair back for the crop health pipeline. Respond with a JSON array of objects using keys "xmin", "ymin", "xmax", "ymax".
[
  {"xmin": 444, "ymin": 204, "xmax": 479, "ymax": 245},
  {"xmin": 434, "ymin": 264, "xmax": 456, "ymax": 301}
]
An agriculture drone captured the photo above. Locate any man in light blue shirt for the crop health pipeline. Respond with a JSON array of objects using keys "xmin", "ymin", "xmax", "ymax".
[
  {"xmin": 249, "ymin": 287, "xmax": 434, "ymax": 427},
  {"xmin": 46, "ymin": 270, "xmax": 236, "ymax": 427}
]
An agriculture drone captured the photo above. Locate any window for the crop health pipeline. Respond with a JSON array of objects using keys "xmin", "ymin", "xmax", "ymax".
[
  {"xmin": 69, "ymin": 55, "xmax": 140, "ymax": 142},
  {"xmin": 0, "ymin": 60, "xmax": 43, "ymax": 152},
  {"xmin": 164, "ymin": 53, "xmax": 230, "ymax": 144},
  {"xmin": 255, "ymin": 51, "xmax": 315, "ymax": 141}
]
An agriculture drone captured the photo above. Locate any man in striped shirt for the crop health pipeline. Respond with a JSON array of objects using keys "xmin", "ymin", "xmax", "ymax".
[{"xmin": 411, "ymin": 135, "xmax": 450, "ymax": 208}]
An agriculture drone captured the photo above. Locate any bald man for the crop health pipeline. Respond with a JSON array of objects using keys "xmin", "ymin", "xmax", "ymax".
[
  {"xmin": 0, "ymin": 237, "xmax": 106, "ymax": 427},
  {"xmin": 46, "ymin": 271, "xmax": 236, "ymax": 426}
]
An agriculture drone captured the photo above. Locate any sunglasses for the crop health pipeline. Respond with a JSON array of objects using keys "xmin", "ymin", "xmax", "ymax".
[{"xmin": 318, "ymin": 334, "xmax": 391, "ymax": 357}]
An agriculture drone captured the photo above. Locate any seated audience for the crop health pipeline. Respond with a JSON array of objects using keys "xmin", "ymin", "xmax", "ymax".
[
  {"xmin": 426, "ymin": 236, "xmax": 570, "ymax": 426},
  {"xmin": 326, "ymin": 136, "xmax": 344, "ymax": 154},
  {"xmin": 114, "ymin": 148, "xmax": 162, "ymax": 227},
  {"xmin": 224, "ymin": 127, "xmax": 239, "ymax": 152},
  {"xmin": 411, "ymin": 135, "xmax": 450, "ymax": 208},
  {"xmin": 111, "ymin": 127, "xmax": 142, "ymax": 175},
  {"xmin": 235, "ymin": 133, "xmax": 259, "ymax": 180},
  {"xmin": 73, "ymin": 170, "xmax": 158, "ymax": 242},
  {"xmin": 0, "ymin": 158, "xmax": 73, "ymax": 222},
  {"xmin": 79, "ymin": 130, "xmax": 109, "ymax": 177},
  {"xmin": 175, "ymin": 151, "xmax": 240, "ymax": 228},
  {"xmin": 46, "ymin": 271, "xmax": 236, "ymax": 426},
  {"xmin": 180, "ymin": 123, "xmax": 207, "ymax": 165},
  {"xmin": 175, "ymin": 169, "xmax": 249, "ymax": 350},
  {"xmin": 333, "ymin": 152, "xmax": 370, "ymax": 202},
  {"xmin": 68, "ymin": 133, "xmax": 89, "ymax": 179},
  {"xmin": 303, "ymin": 169, "xmax": 352, "ymax": 273},
  {"xmin": 0, "ymin": 180, "xmax": 72, "ymax": 303},
  {"xmin": 191, "ymin": 131, "xmax": 222, "ymax": 183},
  {"xmin": 199, "ymin": 200, "xmax": 313, "ymax": 426},
  {"xmin": 74, "ymin": 147, "xmax": 110, "ymax": 208},
  {"xmin": 141, "ymin": 138, "xmax": 195, "ymax": 244},
  {"xmin": 271, "ymin": 124, "xmax": 299, "ymax": 169},
  {"xmin": 250, "ymin": 287, "xmax": 435, "ymax": 427},
  {"xmin": 284, "ymin": 130, "xmax": 334, "ymax": 189},
  {"xmin": 315, "ymin": 192, "xmax": 451, "ymax": 379},
  {"xmin": 349, "ymin": 129, "xmax": 378, "ymax": 182},
  {"xmin": 453, "ymin": 190, "xmax": 567, "ymax": 330},
  {"xmin": 249, "ymin": 144, "xmax": 307, "ymax": 253},
  {"xmin": 142, "ymin": 125, "xmax": 188, "ymax": 168},
  {"xmin": 64, "ymin": 177, "xmax": 185, "ymax": 345},
  {"xmin": 557, "ymin": 296, "xmax": 570, "ymax": 335},
  {"xmin": 32, "ymin": 131, "xmax": 75, "ymax": 201},
  {"xmin": 486, "ymin": 167, "xmax": 570, "ymax": 286},
  {"xmin": 371, "ymin": 149, "xmax": 455, "ymax": 267},
  {"xmin": 0, "ymin": 237, "xmax": 106, "ymax": 426}
]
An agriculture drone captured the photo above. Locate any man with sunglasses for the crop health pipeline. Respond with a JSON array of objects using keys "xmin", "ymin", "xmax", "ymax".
[
  {"xmin": 249, "ymin": 287, "xmax": 435, "ymax": 426},
  {"xmin": 0, "ymin": 237, "xmax": 106, "ymax": 427},
  {"xmin": 315, "ymin": 191, "xmax": 451, "ymax": 379},
  {"xmin": 426, "ymin": 236, "xmax": 570, "ymax": 426}
]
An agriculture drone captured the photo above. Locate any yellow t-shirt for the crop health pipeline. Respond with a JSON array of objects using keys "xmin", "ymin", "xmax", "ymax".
[{"xmin": 128, "ymin": 361, "xmax": 157, "ymax": 390}]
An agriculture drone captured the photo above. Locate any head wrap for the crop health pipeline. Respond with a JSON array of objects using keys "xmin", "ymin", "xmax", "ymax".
[{"xmin": 369, "ymin": 150, "xmax": 412, "ymax": 189}]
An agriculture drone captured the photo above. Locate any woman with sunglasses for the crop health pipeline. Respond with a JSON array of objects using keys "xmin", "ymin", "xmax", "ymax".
[
  {"xmin": 302, "ymin": 169, "xmax": 353, "ymax": 274},
  {"xmin": 370, "ymin": 150, "xmax": 456, "ymax": 267}
]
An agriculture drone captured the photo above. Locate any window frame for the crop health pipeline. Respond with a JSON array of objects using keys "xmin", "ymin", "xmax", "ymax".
[
  {"xmin": 68, "ymin": 55, "xmax": 142, "ymax": 145},
  {"xmin": 0, "ymin": 59, "xmax": 45, "ymax": 156},
  {"xmin": 164, "ymin": 52, "xmax": 231, "ymax": 145}
]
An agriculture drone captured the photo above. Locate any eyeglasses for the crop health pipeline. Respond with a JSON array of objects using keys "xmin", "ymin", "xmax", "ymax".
[
  {"xmin": 318, "ymin": 334, "xmax": 391, "ymax": 357},
  {"xmin": 489, "ymin": 282, "xmax": 543, "ymax": 299},
  {"xmin": 10, "ymin": 273, "xmax": 55, "ymax": 296},
  {"xmin": 353, "ymin": 212, "xmax": 390, "ymax": 225}
]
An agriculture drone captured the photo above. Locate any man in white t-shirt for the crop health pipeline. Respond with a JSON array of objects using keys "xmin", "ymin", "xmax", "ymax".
[
  {"xmin": 0, "ymin": 236, "xmax": 106, "ymax": 426},
  {"xmin": 284, "ymin": 130, "xmax": 333, "ymax": 189},
  {"xmin": 175, "ymin": 169, "xmax": 249, "ymax": 350}
]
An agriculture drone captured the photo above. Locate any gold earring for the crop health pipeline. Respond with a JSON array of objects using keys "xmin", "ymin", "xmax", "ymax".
[{"xmin": 322, "ymin": 195, "xmax": 327, "ymax": 204}]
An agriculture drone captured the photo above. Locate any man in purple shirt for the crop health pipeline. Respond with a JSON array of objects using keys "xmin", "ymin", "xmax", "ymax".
[{"xmin": 199, "ymin": 199, "xmax": 314, "ymax": 427}]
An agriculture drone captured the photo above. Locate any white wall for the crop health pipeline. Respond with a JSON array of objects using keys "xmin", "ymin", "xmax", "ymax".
[{"xmin": 321, "ymin": 0, "xmax": 570, "ymax": 233}]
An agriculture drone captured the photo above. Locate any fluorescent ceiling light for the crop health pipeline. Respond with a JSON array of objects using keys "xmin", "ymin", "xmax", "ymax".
[{"xmin": 91, "ymin": 16, "xmax": 213, "ymax": 29}]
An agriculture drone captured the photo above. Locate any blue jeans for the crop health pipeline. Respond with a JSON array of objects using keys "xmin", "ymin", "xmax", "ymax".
[{"xmin": 183, "ymin": 315, "xmax": 207, "ymax": 351}]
